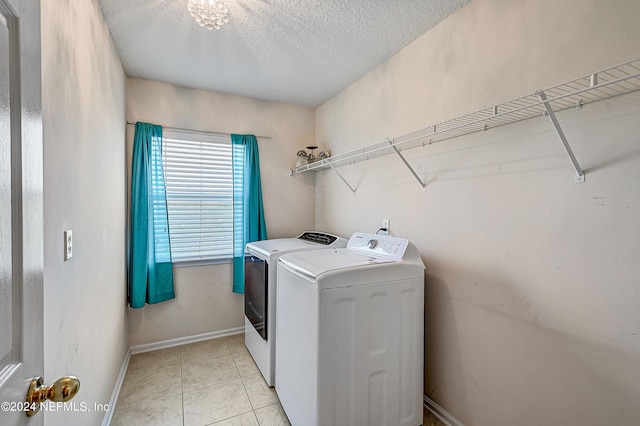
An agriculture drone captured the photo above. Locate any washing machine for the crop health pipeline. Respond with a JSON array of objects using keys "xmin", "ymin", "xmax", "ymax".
[
  {"xmin": 275, "ymin": 232, "xmax": 425, "ymax": 426},
  {"xmin": 244, "ymin": 231, "xmax": 347, "ymax": 386}
]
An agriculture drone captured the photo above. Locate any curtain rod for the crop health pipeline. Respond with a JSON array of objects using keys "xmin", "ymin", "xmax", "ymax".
[{"xmin": 126, "ymin": 121, "xmax": 271, "ymax": 140}]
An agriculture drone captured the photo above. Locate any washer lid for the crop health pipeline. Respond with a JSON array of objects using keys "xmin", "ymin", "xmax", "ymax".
[{"xmin": 278, "ymin": 248, "xmax": 395, "ymax": 279}]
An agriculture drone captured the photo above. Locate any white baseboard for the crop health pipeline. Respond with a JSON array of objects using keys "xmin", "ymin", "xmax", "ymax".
[
  {"xmin": 129, "ymin": 326, "xmax": 245, "ymax": 354},
  {"xmin": 102, "ymin": 349, "xmax": 131, "ymax": 426},
  {"xmin": 424, "ymin": 395, "xmax": 465, "ymax": 426}
]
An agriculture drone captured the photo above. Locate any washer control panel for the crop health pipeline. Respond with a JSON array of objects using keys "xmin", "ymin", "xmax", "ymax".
[{"xmin": 347, "ymin": 233, "xmax": 409, "ymax": 260}]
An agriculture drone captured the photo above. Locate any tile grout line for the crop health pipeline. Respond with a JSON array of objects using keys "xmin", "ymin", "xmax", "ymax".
[
  {"xmin": 233, "ymin": 346, "xmax": 269, "ymax": 425},
  {"xmin": 234, "ymin": 351, "xmax": 260, "ymax": 424}
]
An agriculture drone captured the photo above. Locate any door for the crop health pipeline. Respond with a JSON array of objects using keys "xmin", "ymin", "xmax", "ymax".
[{"xmin": 0, "ymin": 0, "xmax": 44, "ymax": 424}]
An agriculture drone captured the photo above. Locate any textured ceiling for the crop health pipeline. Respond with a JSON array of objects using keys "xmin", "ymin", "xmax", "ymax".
[{"xmin": 98, "ymin": 0, "xmax": 470, "ymax": 107}]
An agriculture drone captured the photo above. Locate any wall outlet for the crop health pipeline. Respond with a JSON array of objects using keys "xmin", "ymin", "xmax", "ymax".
[
  {"xmin": 379, "ymin": 219, "xmax": 390, "ymax": 235},
  {"xmin": 64, "ymin": 230, "xmax": 73, "ymax": 261}
]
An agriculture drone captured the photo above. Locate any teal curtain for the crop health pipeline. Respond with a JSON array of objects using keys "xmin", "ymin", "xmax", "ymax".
[
  {"xmin": 232, "ymin": 134, "xmax": 268, "ymax": 293},
  {"xmin": 129, "ymin": 122, "xmax": 175, "ymax": 308}
]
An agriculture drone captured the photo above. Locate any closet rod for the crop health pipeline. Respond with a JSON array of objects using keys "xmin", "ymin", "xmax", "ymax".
[{"xmin": 126, "ymin": 121, "xmax": 271, "ymax": 140}]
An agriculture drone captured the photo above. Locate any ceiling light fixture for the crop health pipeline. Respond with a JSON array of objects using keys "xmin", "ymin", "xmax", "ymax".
[{"xmin": 187, "ymin": 0, "xmax": 229, "ymax": 30}]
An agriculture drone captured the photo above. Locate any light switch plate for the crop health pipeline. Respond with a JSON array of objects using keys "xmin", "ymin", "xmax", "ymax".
[{"xmin": 64, "ymin": 230, "xmax": 72, "ymax": 261}]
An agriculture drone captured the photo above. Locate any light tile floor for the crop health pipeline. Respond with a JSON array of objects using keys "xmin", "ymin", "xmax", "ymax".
[
  {"xmin": 111, "ymin": 334, "xmax": 289, "ymax": 426},
  {"xmin": 424, "ymin": 407, "xmax": 447, "ymax": 426},
  {"xmin": 111, "ymin": 333, "xmax": 444, "ymax": 426}
]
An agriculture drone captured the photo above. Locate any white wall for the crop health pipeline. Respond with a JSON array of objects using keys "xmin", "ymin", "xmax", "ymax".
[
  {"xmin": 41, "ymin": 0, "xmax": 127, "ymax": 425},
  {"xmin": 314, "ymin": 0, "xmax": 640, "ymax": 425},
  {"xmin": 126, "ymin": 78, "xmax": 316, "ymax": 346}
]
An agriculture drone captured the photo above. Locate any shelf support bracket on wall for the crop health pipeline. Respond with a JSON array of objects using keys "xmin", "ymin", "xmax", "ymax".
[
  {"xmin": 388, "ymin": 139, "xmax": 427, "ymax": 191},
  {"xmin": 537, "ymin": 91, "xmax": 586, "ymax": 183},
  {"xmin": 328, "ymin": 163, "xmax": 357, "ymax": 193}
]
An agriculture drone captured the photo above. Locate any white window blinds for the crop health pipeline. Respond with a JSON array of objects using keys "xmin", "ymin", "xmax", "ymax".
[{"xmin": 162, "ymin": 131, "xmax": 234, "ymax": 262}]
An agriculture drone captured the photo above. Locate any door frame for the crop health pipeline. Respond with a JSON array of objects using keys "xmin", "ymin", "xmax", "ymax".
[{"xmin": 0, "ymin": 0, "xmax": 44, "ymax": 424}]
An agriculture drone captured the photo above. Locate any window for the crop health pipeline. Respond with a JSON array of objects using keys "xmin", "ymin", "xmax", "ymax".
[{"xmin": 161, "ymin": 131, "xmax": 234, "ymax": 263}]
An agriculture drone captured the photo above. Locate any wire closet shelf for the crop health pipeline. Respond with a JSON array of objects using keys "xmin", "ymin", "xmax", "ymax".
[{"xmin": 290, "ymin": 57, "xmax": 640, "ymax": 188}]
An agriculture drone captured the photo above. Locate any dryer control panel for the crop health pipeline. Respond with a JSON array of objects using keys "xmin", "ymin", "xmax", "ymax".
[
  {"xmin": 347, "ymin": 232, "xmax": 409, "ymax": 260},
  {"xmin": 298, "ymin": 232, "xmax": 339, "ymax": 245}
]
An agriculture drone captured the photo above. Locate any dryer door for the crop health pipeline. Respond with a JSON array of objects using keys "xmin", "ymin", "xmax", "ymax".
[{"xmin": 245, "ymin": 255, "xmax": 268, "ymax": 339}]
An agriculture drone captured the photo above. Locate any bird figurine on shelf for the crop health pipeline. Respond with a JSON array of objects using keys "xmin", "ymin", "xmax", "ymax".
[
  {"xmin": 296, "ymin": 145, "xmax": 330, "ymax": 168},
  {"xmin": 296, "ymin": 150, "xmax": 309, "ymax": 168}
]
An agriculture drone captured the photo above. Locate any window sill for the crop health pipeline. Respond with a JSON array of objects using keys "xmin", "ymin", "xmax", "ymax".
[{"xmin": 172, "ymin": 257, "xmax": 233, "ymax": 268}]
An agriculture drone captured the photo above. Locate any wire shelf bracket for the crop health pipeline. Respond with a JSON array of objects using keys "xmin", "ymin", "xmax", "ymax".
[
  {"xmin": 328, "ymin": 163, "xmax": 357, "ymax": 193},
  {"xmin": 537, "ymin": 91, "xmax": 585, "ymax": 183},
  {"xmin": 388, "ymin": 139, "xmax": 427, "ymax": 191}
]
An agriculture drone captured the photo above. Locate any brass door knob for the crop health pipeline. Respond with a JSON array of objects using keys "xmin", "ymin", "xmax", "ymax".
[{"xmin": 25, "ymin": 376, "xmax": 80, "ymax": 417}]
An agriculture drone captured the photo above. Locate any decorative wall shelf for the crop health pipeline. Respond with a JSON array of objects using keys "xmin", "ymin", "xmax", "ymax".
[{"xmin": 289, "ymin": 57, "xmax": 640, "ymax": 192}]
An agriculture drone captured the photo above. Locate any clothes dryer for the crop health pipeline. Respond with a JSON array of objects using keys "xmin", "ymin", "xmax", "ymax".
[{"xmin": 244, "ymin": 231, "xmax": 347, "ymax": 386}]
